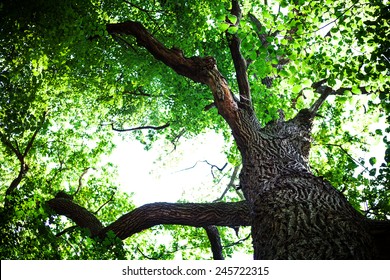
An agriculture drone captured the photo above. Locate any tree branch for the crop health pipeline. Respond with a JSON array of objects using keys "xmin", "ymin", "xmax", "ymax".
[
  {"xmin": 93, "ymin": 192, "xmax": 115, "ymax": 214},
  {"xmin": 22, "ymin": 112, "xmax": 47, "ymax": 158},
  {"xmin": 73, "ymin": 168, "xmax": 90, "ymax": 197},
  {"xmin": 214, "ymin": 165, "xmax": 241, "ymax": 202},
  {"xmin": 47, "ymin": 197, "xmax": 250, "ymax": 240},
  {"xmin": 47, "ymin": 197, "xmax": 104, "ymax": 236},
  {"xmin": 309, "ymin": 79, "xmax": 372, "ymax": 115},
  {"xmin": 102, "ymin": 201, "xmax": 250, "ymax": 240},
  {"xmin": 204, "ymin": 225, "xmax": 224, "ymax": 260},
  {"xmin": 106, "ymin": 21, "xmax": 241, "ymax": 132},
  {"xmin": 107, "ymin": 21, "xmax": 211, "ymax": 84},
  {"xmin": 228, "ymin": 0, "xmax": 251, "ymax": 109},
  {"xmin": 3, "ymin": 112, "xmax": 47, "ymax": 206},
  {"xmin": 109, "ymin": 122, "xmax": 170, "ymax": 132}
]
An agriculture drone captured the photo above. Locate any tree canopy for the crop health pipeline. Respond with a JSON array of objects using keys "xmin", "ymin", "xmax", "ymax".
[{"xmin": 0, "ymin": 0, "xmax": 389, "ymax": 259}]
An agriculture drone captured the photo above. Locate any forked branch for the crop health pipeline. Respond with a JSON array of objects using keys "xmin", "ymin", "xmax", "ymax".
[{"xmin": 309, "ymin": 79, "xmax": 372, "ymax": 115}]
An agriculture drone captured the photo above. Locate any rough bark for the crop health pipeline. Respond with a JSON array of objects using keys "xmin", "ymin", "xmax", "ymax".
[
  {"xmin": 101, "ymin": 201, "xmax": 250, "ymax": 239},
  {"xmin": 103, "ymin": 19, "xmax": 383, "ymax": 259},
  {"xmin": 204, "ymin": 226, "xmax": 224, "ymax": 260},
  {"xmin": 48, "ymin": 197, "xmax": 250, "ymax": 239},
  {"xmin": 47, "ymin": 191, "xmax": 390, "ymax": 259}
]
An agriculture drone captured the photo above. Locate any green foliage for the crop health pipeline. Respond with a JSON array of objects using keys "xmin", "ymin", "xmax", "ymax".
[{"xmin": 0, "ymin": 0, "xmax": 389, "ymax": 260}]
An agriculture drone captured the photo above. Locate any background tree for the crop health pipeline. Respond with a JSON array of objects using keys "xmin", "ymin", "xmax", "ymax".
[{"xmin": 0, "ymin": 0, "xmax": 389, "ymax": 259}]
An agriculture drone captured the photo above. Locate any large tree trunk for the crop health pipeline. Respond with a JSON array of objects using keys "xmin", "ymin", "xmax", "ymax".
[
  {"xmin": 105, "ymin": 20, "xmax": 377, "ymax": 259},
  {"xmin": 234, "ymin": 109, "xmax": 374, "ymax": 259}
]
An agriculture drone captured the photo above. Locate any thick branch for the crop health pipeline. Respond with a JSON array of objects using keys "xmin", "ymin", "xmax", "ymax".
[
  {"xmin": 107, "ymin": 21, "xmax": 210, "ymax": 84},
  {"xmin": 47, "ymin": 195, "xmax": 390, "ymax": 258},
  {"xmin": 248, "ymin": 13, "xmax": 268, "ymax": 46},
  {"xmin": 107, "ymin": 21, "xmax": 241, "ymax": 133},
  {"xmin": 48, "ymin": 197, "xmax": 250, "ymax": 241},
  {"xmin": 102, "ymin": 201, "xmax": 250, "ymax": 240},
  {"xmin": 47, "ymin": 197, "xmax": 104, "ymax": 236},
  {"xmin": 228, "ymin": 0, "xmax": 251, "ymax": 108}
]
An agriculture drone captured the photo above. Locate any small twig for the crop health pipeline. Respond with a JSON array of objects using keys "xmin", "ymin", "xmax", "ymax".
[
  {"xmin": 111, "ymin": 34, "xmax": 138, "ymax": 52},
  {"xmin": 104, "ymin": 122, "xmax": 170, "ymax": 132},
  {"xmin": 169, "ymin": 129, "xmax": 186, "ymax": 152},
  {"xmin": 175, "ymin": 160, "xmax": 227, "ymax": 178},
  {"xmin": 94, "ymin": 192, "xmax": 116, "ymax": 214},
  {"xmin": 136, "ymin": 246, "xmax": 158, "ymax": 260},
  {"xmin": 316, "ymin": 143, "xmax": 377, "ymax": 179},
  {"xmin": 55, "ymin": 225, "xmax": 78, "ymax": 237},
  {"xmin": 73, "ymin": 168, "xmax": 91, "ymax": 197},
  {"xmin": 304, "ymin": 1, "xmax": 360, "ymax": 35},
  {"xmin": 214, "ymin": 165, "xmax": 240, "ymax": 202},
  {"xmin": 123, "ymin": 0, "xmax": 163, "ymax": 13},
  {"xmin": 223, "ymin": 233, "xmax": 251, "ymax": 248}
]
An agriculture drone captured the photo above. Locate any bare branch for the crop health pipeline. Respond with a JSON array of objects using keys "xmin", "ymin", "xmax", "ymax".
[
  {"xmin": 223, "ymin": 233, "xmax": 251, "ymax": 248},
  {"xmin": 204, "ymin": 226, "xmax": 224, "ymax": 260},
  {"xmin": 73, "ymin": 168, "xmax": 90, "ymax": 197},
  {"xmin": 227, "ymin": 0, "xmax": 251, "ymax": 109},
  {"xmin": 22, "ymin": 111, "xmax": 47, "ymax": 158},
  {"xmin": 102, "ymin": 201, "xmax": 250, "ymax": 240},
  {"xmin": 107, "ymin": 122, "xmax": 170, "ymax": 132},
  {"xmin": 93, "ymin": 192, "xmax": 115, "ymax": 214},
  {"xmin": 214, "ymin": 165, "xmax": 240, "ymax": 202},
  {"xmin": 55, "ymin": 225, "xmax": 78, "ymax": 237},
  {"xmin": 3, "ymin": 112, "xmax": 47, "ymax": 206},
  {"xmin": 175, "ymin": 160, "xmax": 227, "ymax": 177}
]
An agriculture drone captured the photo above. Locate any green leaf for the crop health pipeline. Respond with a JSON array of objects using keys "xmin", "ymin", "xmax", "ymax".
[
  {"xmin": 217, "ymin": 22, "xmax": 230, "ymax": 32},
  {"xmin": 369, "ymin": 157, "xmax": 376, "ymax": 166},
  {"xmin": 351, "ymin": 86, "xmax": 361, "ymax": 94},
  {"xmin": 292, "ymin": 84, "xmax": 302, "ymax": 94},
  {"xmin": 227, "ymin": 14, "xmax": 237, "ymax": 25},
  {"xmin": 227, "ymin": 26, "xmax": 238, "ymax": 34}
]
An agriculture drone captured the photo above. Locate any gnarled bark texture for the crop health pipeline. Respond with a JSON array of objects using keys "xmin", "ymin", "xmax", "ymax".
[
  {"xmin": 235, "ymin": 110, "xmax": 374, "ymax": 259},
  {"xmin": 105, "ymin": 19, "xmax": 378, "ymax": 259}
]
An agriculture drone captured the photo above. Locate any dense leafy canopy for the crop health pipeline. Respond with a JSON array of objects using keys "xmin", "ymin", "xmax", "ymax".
[{"xmin": 0, "ymin": 0, "xmax": 389, "ymax": 259}]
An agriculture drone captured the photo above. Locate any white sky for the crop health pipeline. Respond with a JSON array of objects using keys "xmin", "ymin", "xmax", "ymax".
[{"xmin": 109, "ymin": 131, "xmax": 229, "ymax": 206}]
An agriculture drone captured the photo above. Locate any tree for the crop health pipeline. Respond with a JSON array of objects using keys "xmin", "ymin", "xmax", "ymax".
[{"xmin": 1, "ymin": 0, "xmax": 389, "ymax": 260}]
